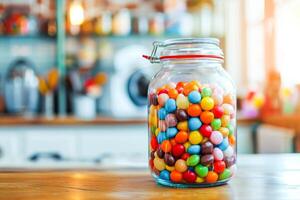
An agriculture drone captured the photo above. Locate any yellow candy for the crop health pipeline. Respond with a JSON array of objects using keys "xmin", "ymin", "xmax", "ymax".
[
  {"xmin": 166, "ymin": 165, "xmax": 175, "ymax": 172},
  {"xmin": 219, "ymin": 127, "xmax": 229, "ymax": 137},
  {"xmin": 184, "ymin": 141, "xmax": 191, "ymax": 151},
  {"xmin": 176, "ymin": 94, "xmax": 189, "ymax": 109},
  {"xmin": 189, "ymin": 131, "xmax": 203, "ymax": 144},
  {"xmin": 221, "ymin": 115, "xmax": 230, "ymax": 127},
  {"xmin": 200, "ymin": 97, "xmax": 214, "ymax": 111},
  {"xmin": 196, "ymin": 177, "xmax": 205, "ymax": 183},
  {"xmin": 177, "ymin": 121, "xmax": 188, "ymax": 131},
  {"xmin": 153, "ymin": 157, "xmax": 166, "ymax": 171}
]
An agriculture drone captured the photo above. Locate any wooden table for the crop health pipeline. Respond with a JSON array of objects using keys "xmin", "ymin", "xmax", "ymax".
[{"xmin": 0, "ymin": 154, "xmax": 299, "ymax": 200}]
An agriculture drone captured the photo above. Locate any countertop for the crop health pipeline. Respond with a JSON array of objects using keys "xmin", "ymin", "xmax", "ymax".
[{"xmin": 0, "ymin": 154, "xmax": 299, "ymax": 200}]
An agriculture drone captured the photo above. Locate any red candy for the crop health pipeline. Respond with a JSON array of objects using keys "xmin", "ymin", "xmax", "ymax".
[
  {"xmin": 181, "ymin": 152, "xmax": 190, "ymax": 161},
  {"xmin": 158, "ymin": 89, "xmax": 169, "ymax": 95},
  {"xmin": 176, "ymin": 82, "xmax": 185, "ymax": 93},
  {"xmin": 213, "ymin": 161, "xmax": 226, "ymax": 173},
  {"xmin": 150, "ymin": 136, "xmax": 158, "ymax": 150},
  {"xmin": 212, "ymin": 106, "xmax": 224, "ymax": 118},
  {"xmin": 149, "ymin": 159, "xmax": 154, "ymax": 169},
  {"xmin": 183, "ymin": 170, "xmax": 197, "ymax": 183},
  {"xmin": 172, "ymin": 144, "xmax": 185, "ymax": 157},
  {"xmin": 199, "ymin": 125, "xmax": 212, "ymax": 138}
]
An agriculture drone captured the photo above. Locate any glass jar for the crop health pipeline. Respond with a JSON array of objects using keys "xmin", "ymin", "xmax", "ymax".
[{"xmin": 146, "ymin": 38, "xmax": 236, "ymax": 187}]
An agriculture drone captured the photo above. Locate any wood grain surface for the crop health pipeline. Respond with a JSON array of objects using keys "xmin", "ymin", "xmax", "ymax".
[{"xmin": 0, "ymin": 154, "xmax": 299, "ymax": 200}]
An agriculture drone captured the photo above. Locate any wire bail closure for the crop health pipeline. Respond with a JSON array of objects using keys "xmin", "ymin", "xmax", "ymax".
[{"xmin": 148, "ymin": 41, "xmax": 163, "ymax": 63}]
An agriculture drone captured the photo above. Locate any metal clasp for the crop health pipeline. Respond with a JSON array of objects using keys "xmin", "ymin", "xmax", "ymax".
[{"xmin": 149, "ymin": 41, "xmax": 163, "ymax": 63}]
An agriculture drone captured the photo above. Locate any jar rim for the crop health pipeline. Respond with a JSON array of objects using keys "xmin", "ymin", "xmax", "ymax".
[{"xmin": 162, "ymin": 38, "xmax": 220, "ymax": 47}]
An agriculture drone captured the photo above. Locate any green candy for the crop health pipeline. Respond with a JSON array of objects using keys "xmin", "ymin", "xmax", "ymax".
[
  {"xmin": 227, "ymin": 124, "xmax": 234, "ymax": 136},
  {"xmin": 195, "ymin": 165, "xmax": 208, "ymax": 178},
  {"xmin": 151, "ymin": 126, "xmax": 156, "ymax": 135},
  {"xmin": 211, "ymin": 119, "xmax": 221, "ymax": 130},
  {"xmin": 219, "ymin": 169, "xmax": 231, "ymax": 180},
  {"xmin": 201, "ymin": 87, "xmax": 212, "ymax": 97},
  {"xmin": 187, "ymin": 155, "xmax": 200, "ymax": 167}
]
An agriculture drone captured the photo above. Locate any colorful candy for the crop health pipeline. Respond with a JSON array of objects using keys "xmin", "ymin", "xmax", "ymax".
[
  {"xmin": 188, "ymin": 118, "xmax": 202, "ymax": 131},
  {"xmin": 186, "ymin": 155, "xmax": 200, "ymax": 167},
  {"xmin": 165, "ymin": 99, "xmax": 177, "ymax": 113},
  {"xmin": 175, "ymin": 159, "xmax": 188, "ymax": 172},
  {"xmin": 175, "ymin": 109, "xmax": 188, "ymax": 121},
  {"xmin": 165, "ymin": 114, "xmax": 178, "ymax": 127},
  {"xmin": 200, "ymin": 97, "xmax": 214, "ymax": 111},
  {"xmin": 187, "ymin": 145, "xmax": 201, "ymax": 154},
  {"xmin": 187, "ymin": 104, "xmax": 202, "ymax": 117},
  {"xmin": 148, "ymin": 80, "xmax": 236, "ymax": 186},
  {"xmin": 210, "ymin": 131, "xmax": 223, "ymax": 145},
  {"xmin": 183, "ymin": 170, "xmax": 197, "ymax": 183},
  {"xmin": 189, "ymin": 130, "xmax": 203, "ymax": 145},
  {"xmin": 195, "ymin": 165, "xmax": 209, "ymax": 178},
  {"xmin": 188, "ymin": 91, "xmax": 201, "ymax": 103},
  {"xmin": 172, "ymin": 144, "xmax": 185, "ymax": 157},
  {"xmin": 166, "ymin": 127, "xmax": 178, "ymax": 138},
  {"xmin": 201, "ymin": 141, "xmax": 214, "ymax": 154},
  {"xmin": 158, "ymin": 93, "xmax": 169, "ymax": 107}
]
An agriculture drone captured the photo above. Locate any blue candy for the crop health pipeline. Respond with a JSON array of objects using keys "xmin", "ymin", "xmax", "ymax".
[
  {"xmin": 188, "ymin": 118, "xmax": 202, "ymax": 131},
  {"xmin": 158, "ymin": 108, "xmax": 167, "ymax": 120},
  {"xmin": 166, "ymin": 127, "xmax": 178, "ymax": 138},
  {"xmin": 188, "ymin": 166, "xmax": 195, "ymax": 172},
  {"xmin": 217, "ymin": 137, "xmax": 229, "ymax": 151},
  {"xmin": 165, "ymin": 99, "xmax": 177, "ymax": 113},
  {"xmin": 157, "ymin": 132, "xmax": 167, "ymax": 144},
  {"xmin": 188, "ymin": 91, "xmax": 201, "ymax": 103},
  {"xmin": 159, "ymin": 170, "xmax": 170, "ymax": 180},
  {"xmin": 187, "ymin": 145, "xmax": 201, "ymax": 154}
]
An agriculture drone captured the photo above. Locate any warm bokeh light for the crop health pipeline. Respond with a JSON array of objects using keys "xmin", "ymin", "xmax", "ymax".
[{"xmin": 69, "ymin": 1, "xmax": 84, "ymax": 26}]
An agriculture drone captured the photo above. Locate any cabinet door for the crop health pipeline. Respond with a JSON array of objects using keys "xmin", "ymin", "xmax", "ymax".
[
  {"xmin": 24, "ymin": 130, "xmax": 78, "ymax": 161},
  {"xmin": 78, "ymin": 125, "xmax": 147, "ymax": 160},
  {"xmin": 0, "ymin": 132, "xmax": 20, "ymax": 163}
]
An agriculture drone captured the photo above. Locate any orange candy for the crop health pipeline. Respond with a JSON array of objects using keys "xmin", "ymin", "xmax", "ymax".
[
  {"xmin": 175, "ymin": 131, "xmax": 189, "ymax": 144},
  {"xmin": 187, "ymin": 104, "xmax": 202, "ymax": 117},
  {"xmin": 206, "ymin": 171, "xmax": 218, "ymax": 183},
  {"xmin": 161, "ymin": 140, "xmax": 172, "ymax": 153},
  {"xmin": 170, "ymin": 170, "xmax": 183, "ymax": 183},
  {"xmin": 170, "ymin": 138, "xmax": 177, "ymax": 146},
  {"xmin": 229, "ymin": 135, "xmax": 236, "ymax": 145},
  {"xmin": 223, "ymin": 94, "xmax": 234, "ymax": 104},
  {"xmin": 183, "ymin": 82, "xmax": 199, "ymax": 96},
  {"xmin": 200, "ymin": 111, "xmax": 214, "ymax": 124},
  {"xmin": 168, "ymin": 88, "xmax": 179, "ymax": 99}
]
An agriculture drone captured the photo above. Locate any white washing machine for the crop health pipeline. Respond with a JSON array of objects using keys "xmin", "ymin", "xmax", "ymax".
[{"xmin": 99, "ymin": 45, "xmax": 158, "ymax": 118}]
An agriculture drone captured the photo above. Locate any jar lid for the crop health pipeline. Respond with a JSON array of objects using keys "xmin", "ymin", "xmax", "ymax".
[{"xmin": 143, "ymin": 38, "xmax": 224, "ymax": 63}]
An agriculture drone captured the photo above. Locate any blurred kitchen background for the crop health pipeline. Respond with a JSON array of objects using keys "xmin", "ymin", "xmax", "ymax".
[{"xmin": 0, "ymin": 0, "xmax": 299, "ymax": 168}]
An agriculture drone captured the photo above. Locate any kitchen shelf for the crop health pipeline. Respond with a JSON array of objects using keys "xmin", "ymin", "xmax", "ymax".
[
  {"xmin": 0, "ymin": 116, "xmax": 147, "ymax": 126},
  {"xmin": 0, "ymin": 115, "xmax": 258, "ymax": 126}
]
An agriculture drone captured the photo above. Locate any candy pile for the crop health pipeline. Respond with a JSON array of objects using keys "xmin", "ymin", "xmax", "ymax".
[{"xmin": 148, "ymin": 80, "xmax": 236, "ymax": 185}]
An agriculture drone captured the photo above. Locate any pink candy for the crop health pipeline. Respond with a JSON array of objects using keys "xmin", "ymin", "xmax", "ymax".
[
  {"xmin": 210, "ymin": 131, "xmax": 223, "ymax": 145},
  {"xmin": 213, "ymin": 147, "xmax": 224, "ymax": 161}
]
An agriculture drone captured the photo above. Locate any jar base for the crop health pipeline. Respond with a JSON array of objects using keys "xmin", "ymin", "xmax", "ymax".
[{"xmin": 155, "ymin": 178, "xmax": 229, "ymax": 188}]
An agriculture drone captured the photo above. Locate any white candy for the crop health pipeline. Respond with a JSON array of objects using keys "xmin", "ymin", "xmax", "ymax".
[
  {"xmin": 222, "ymin": 103, "xmax": 234, "ymax": 115},
  {"xmin": 223, "ymin": 145, "xmax": 234, "ymax": 158},
  {"xmin": 210, "ymin": 131, "xmax": 223, "ymax": 145},
  {"xmin": 158, "ymin": 93, "xmax": 169, "ymax": 107},
  {"xmin": 213, "ymin": 147, "xmax": 224, "ymax": 161}
]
